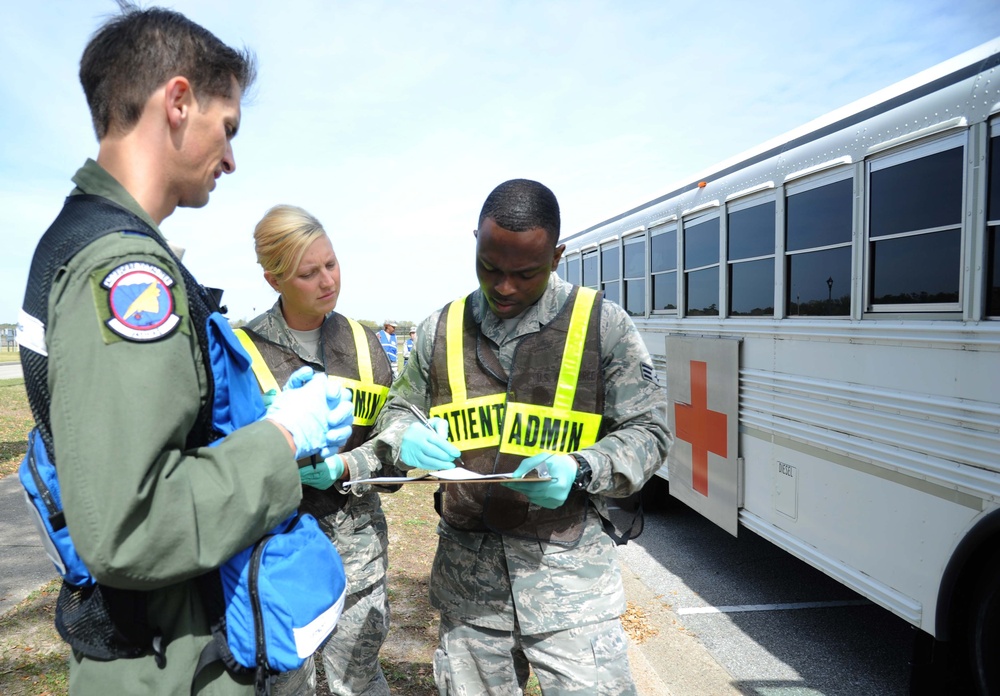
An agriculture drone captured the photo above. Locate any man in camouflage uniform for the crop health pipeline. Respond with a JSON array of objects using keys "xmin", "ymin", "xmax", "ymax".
[{"xmin": 370, "ymin": 179, "xmax": 672, "ymax": 695}]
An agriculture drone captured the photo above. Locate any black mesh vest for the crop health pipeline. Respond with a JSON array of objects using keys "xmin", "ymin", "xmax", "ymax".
[{"xmin": 20, "ymin": 193, "xmax": 221, "ymax": 660}]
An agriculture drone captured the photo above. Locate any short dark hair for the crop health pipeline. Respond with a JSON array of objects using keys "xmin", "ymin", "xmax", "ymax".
[
  {"xmin": 478, "ymin": 179, "xmax": 560, "ymax": 246},
  {"xmin": 79, "ymin": 3, "xmax": 257, "ymax": 139}
]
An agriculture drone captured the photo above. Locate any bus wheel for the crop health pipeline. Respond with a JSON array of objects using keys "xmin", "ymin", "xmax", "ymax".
[{"xmin": 970, "ymin": 556, "xmax": 1000, "ymax": 695}]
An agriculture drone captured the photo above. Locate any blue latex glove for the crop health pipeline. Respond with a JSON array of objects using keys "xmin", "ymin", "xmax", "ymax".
[
  {"xmin": 503, "ymin": 453, "xmax": 577, "ymax": 509},
  {"xmin": 399, "ymin": 417, "xmax": 460, "ymax": 471},
  {"xmin": 265, "ymin": 367, "xmax": 345, "ymax": 459},
  {"xmin": 322, "ymin": 383, "xmax": 355, "ymax": 454},
  {"xmin": 300, "ymin": 454, "xmax": 344, "ymax": 490}
]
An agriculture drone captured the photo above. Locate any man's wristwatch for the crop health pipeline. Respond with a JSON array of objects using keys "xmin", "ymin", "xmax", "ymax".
[{"xmin": 571, "ymin": 454, "xmax": 592, "ymax": 491}]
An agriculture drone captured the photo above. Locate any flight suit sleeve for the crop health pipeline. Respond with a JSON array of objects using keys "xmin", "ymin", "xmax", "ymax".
[
  {"xmin": 48, "ymin": 236, "xmax": 301, "ymax": 590},
  {"xmin": 575, "ymin": 301, "xmax": 673, "ymax": 497}
]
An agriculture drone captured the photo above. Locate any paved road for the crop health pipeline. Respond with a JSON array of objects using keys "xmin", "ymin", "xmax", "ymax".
[
  {"xmin": 620, "ymin": 483, "xmax": 915, "ymax": 695},
  {"xmin": 0, "ymin": 362, "xmax": 23, "ymax": 380},
  {"xmin": 0, "ymin": 474, "xmax": 57, "ymax": 618}
]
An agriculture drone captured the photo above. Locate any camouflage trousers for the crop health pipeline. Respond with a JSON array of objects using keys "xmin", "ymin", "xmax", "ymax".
[
  {"xmin": 271, "ymin": 578, "xmax": 391, "ymax": 696},
  {"xmin": 432, "ymin": 612, "xmax": 636, "ymax": 696}
]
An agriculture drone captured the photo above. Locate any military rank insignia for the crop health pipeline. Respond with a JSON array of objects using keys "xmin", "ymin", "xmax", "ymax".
[
  {"xmin": 640, "ymin": 362, "xmax": 658, "ymax": 384},
  {"xmin": 102, "ymin": 262, "xmax": 181, "ymax": 341}
]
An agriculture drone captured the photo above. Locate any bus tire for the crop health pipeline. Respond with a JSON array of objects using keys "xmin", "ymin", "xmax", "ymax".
[{"xmin": 970, "ymin": 555, "xmax": 1000, "ymax": 695}]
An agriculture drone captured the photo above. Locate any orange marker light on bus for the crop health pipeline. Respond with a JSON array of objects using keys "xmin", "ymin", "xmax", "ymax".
[{"xmin": 698, "ymin": 181, "xmax": 707, "ymax": 188}]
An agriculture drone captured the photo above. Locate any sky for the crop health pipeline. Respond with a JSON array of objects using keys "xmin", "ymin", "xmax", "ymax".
[{"xmin": 2, "ymin": 1, "xmax": 1000, "ymax": 328}]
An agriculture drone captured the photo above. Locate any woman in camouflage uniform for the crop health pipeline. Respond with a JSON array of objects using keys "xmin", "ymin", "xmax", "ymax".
[{"xmin": 240, "ymin": 205, "xmax": 394, "ymax": 696}]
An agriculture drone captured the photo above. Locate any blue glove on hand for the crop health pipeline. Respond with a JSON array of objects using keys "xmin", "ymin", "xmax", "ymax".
[
  {"xmin": 503, "ymin": 453, "xmax": 578, "ymax": 509},
  {"xmin": 299, "ymin": 454, "xmax": 344, "ymax": 490},
  {"xmin": 399, "ymin": 417, "xmax": 460, "ymax": 471},
  {"xmin": 265, "ymin": 367, "xmax": 348, "ymax": 460},
  {"xmin": 323, "ymin": 383, "xmax": 355, "ymax": 454}
]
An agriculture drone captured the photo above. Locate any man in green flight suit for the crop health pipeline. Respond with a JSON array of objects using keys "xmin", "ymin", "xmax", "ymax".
[
  {"xmin": 17, "ymin": 6, "xmax": 351, "ymax": 695},
  {"xmin": 371, "ymin": 178, "xmax": 673, "ymax": 694}
]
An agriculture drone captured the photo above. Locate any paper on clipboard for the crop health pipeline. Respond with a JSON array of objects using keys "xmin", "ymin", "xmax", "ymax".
[{"xmin": 345, "ymin": 462, "xmax": 552, "ymax": 487}]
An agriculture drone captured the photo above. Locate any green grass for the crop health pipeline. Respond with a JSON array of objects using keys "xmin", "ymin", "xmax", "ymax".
[
  {"xmin": 0, "ymin": 580, "xmax": 68, "ymax": 696},
  {"xmin": 0, "ymin": 378, "xmax": 31, "ymax": 479},
  {"xmin": 0, "ymin": 350, "xmax": 21, "ymax": 363}
]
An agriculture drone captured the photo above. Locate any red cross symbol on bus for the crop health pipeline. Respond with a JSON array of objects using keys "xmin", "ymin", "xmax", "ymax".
[{"xmin": 674, "ymin": 360, "xmax": 727, "ymax": 497}]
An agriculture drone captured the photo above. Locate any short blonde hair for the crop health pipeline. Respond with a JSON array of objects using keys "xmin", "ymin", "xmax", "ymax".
[{"xmin": 253, "ymin": 204, "xmax": 328, "ymax": 279}]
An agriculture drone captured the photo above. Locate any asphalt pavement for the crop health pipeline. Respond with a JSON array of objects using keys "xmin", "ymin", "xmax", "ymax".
[
  {"xmin": 0, "ymin": 362, "xmax": 24, "ymax": 380},
  {"xmin": 0, "ymin": 473, "xmax": 58, "ymax": 618}
]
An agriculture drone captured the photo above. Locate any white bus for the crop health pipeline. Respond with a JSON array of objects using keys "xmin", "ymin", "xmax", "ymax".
[{"xmin": 557, "ymin": 38, "xmax": 1000, "ymax": 692}]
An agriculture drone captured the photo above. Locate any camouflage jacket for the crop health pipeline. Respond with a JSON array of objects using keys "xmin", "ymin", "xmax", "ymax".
[
  {"xmin": 245, "ymin": 301, "xmax": 389, "ymax": 594},
  {"xmin": 372, "ymin": 273, "xmax": 673, "ymax": 634}
]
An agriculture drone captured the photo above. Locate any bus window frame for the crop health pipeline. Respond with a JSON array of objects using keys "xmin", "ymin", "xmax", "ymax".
[
  {"xmin": 985, "ymin": 118, "xmax": 1000, "ymax": 319},
  {"xmin": 565, "ymin": 251, "xmax": 582, "ymax": 287},
  {"xmin": 681, "ymin": 211, "xmax": 722, "ymax": 317},
  {"xmin": 784, "ymin": 167, "xmax": 855, "ymax": 319},
  {"xmin": 622, "ymin": 229, "xmax": 647, "ymax": 317},
  {"xmin": 649, "ymin": 222, "xmax": 679, "ymax": 315},
  {"xmin": 582, "ymin": 245, "xmax": 600, "ymax": 290},
  {"xmin": 865, "ymin": 132, "xmax": 966, "ymax": 314},
  {"xmin": 600, "ymin": 236, "xmax": 621, "ymax": 307},
  {"xmin": 726, "ymin": 192, "xmax": 777, "ymax": 318}
]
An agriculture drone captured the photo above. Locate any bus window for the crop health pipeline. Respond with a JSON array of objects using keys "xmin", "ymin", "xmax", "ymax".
[
  {"xmin": 868, "ymin": 142, "xmax": 963, "ymax": 309},
  {"xmin": 650, "ymin": 225, "xmax": 677, "ymax": 311},
  {"xmin": 623, "ymin": 234, "xmax": 646, "ymax": 316},
  {"xmin": 987, "ymin": 129, "xmax": 1000, "ymax": 316},
  {"xmin": 786, "ymin": 176, "xmax": 852, "ymax": 316},
  {"xmin": 728, "ymin": 201, "xmax": 775, "ymax": 317},
  {"xmin": 582, "ymin": 250, "xmax": 599, "ymax": 289},
  {"xmin": 684, "ymin": 216, "xmax": 720, "ymax": 316},
  {"xmin": 567, "ymin": 254, "xmax": 582, "ymax": 286},
  {"xmin": 555, "ymin": 256, "xmax": 566, "ymax": 280},
  {"xmin": 601, "ymin": 242, "xmax": 620, "ymax": 305}
]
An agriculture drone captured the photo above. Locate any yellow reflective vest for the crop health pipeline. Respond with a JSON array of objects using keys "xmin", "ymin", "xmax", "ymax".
[{"xmin": 428, "ymin": 286, "xmax": 603, "ymax": 545}]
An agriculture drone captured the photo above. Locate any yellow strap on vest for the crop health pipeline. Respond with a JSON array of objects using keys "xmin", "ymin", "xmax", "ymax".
[
  {"xmin": 430, "ymin": 393, "xmax": 507, "ymax": 450},
  {"xmin": 445, "ymin": 297, "xmax": 468, "ymax": 403},
  {"xmin": 554, "ymin": 286, "xmax": 598, "ymax": 412},
  {"xmin": 338, "ymin": 318, "xmax": 390, "ymax": 426},
  {"xmin": 499, "ymin": 402, "xmax": 602, "ymax": 457},
  {"xmin": 346, "ymin": 318, "xmax": 375, "ymax": 384},
  {"xmin": 339, "ymin": 377, "xmax": 390, "ymax": 427},
  {"xmin": 500, "ymin": 287, "xmax": 601, "ymax": 455},
  {"xmin": 234, "ymin": 328, "xmax": 280, "ymax": 395}
]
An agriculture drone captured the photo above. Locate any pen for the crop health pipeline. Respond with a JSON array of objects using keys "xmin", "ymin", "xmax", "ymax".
[{"xmin": 407, "ymin": 403, "xmax": 466, "ymax": 467}]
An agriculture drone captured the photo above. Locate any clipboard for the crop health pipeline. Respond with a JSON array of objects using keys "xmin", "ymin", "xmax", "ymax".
[{"xmin": 344, "ymin": 462, "xmax": 553, "ymax": 487}]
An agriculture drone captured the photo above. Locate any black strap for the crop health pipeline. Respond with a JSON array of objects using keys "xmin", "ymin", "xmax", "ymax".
[{"xmin": 597, "ymin": 493, "xmax": 645, "ymax": 546}]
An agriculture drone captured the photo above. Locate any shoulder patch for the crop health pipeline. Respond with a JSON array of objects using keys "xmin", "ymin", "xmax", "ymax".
[{"xmin": 101, "ymin": 262, "xmax": 181, "ymax": 342}]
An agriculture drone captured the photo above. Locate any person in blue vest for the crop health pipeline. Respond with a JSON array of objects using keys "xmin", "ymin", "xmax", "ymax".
[
  {"xmin": 16, "ymin": 7, "xmax": 350, "ymax": 695},
  {"xmin": 376, "ymin": 320, "xmax": 398, "ymax": 379},
  {"xmin": 237, "ymin": 204, "xmax": 395, "ymax": 696},
  {"xmin": 370, "ymin": 179, "xmax": 672, "ymax": 694},
  {"xmin": 403, "ymin": 326, "xmax": 416, "ymax": 367}
]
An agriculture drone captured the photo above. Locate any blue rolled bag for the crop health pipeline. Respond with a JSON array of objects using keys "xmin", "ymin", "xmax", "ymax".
[{"xmin": 18, "ymin": 194, "xmax": 346, "ymax": 695}]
